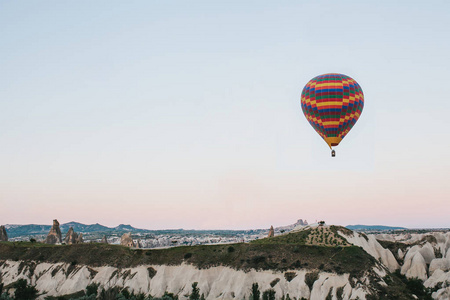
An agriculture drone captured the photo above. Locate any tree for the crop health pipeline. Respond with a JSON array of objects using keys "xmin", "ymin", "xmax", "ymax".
[
  {"xmin": 13, "ymin": 279, "xmax": 38, "ymax": 300},
  {"xmin": 86, "ymin": 283, "xmax": 99, "ymax": 296},
  {"xmin": 305, "ymin": 271, "xmax": 319, "ymax": 291},
  {"xmin": 262, "ymin": 289, "xmax": 275, "ymax": 300},
  {"xmin": 162, "ymin": 291, "xmax": 178, "ymax": 300},
  {"xmin": 0, "ymin": 292, "xmax": 13, "ymax": 300},
  {"xmin": 250, "ymin": 283, "xmax": 260, "ymax": 300},
  {"xmin": 189, "ymin": 282, "xmax": 200, "ymax": 300},
  {"xmin": 98, "ymin": 287, "xmax": 120, "ymax": 300}
]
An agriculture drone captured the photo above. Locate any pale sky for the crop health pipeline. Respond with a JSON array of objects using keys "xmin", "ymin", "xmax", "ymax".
[{"xmin": 1, "ymin": 1, "xmax": 449, "ymax": 229}]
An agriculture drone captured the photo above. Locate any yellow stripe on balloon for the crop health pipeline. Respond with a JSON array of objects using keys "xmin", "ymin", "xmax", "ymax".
[
  {"xmin": 322, "ymin": 121, "xmax": 340, "ymax": 126},
  {"xmin": 315, "ymin": 101, "xmax": 343, "ymax": 107}
]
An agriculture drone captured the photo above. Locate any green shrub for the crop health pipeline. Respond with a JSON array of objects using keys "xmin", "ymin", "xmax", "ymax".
[
  {"xmin": 86, "ymin": 283, "xmax": 99, "ymax": 296},
  {"xmin": 13, "ymin": 279, "xmax": 38, "ymax": 300},
  {"xmin": 148, "ymin": 267, "xmax": 157, "ymax": 278},
  {"xmin": 270, "ymin": 278, "xmax": 280, "ymax": 287},
  {"xmin": 284, "ymin": 272, "xmax": 296, "ymax": 282},
  {"xmin": 336, "ymin": 286, "xmax": 344, "ymax": 300},
  {"xmin": 250, "ymin": 283, "xmax": 260, "ymax": 300},
  {"xmin": 262, "ymin": 289, "xmax": 275, "ymax": 300},
  {"xmin": 189, "ymin": 282, "xmax": 200, "ymax": 300},
  {"xmin": 305, "ymin": 271, "xmax": 319, "ymax": 290}
]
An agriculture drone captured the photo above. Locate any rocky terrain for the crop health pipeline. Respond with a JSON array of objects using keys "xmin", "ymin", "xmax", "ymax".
[
  {"xmin": 0, "ymin": 221, "xmax": 449, "ymax": 299},
  {"xmin": 43, "ymin": 220, "xmax": 62, "ymax": 245},
  {"xmin": 0, "ymin": 224, "xmax": 445, "ymax": 299},
  {"xmin": 374, "ymin": 231, "xmax": 450, "ymax": 299}
]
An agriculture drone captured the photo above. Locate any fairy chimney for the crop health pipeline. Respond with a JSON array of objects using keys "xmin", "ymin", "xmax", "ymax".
[
  {"xmin": 64, "ymin": 227, "xmax": 78, "ymax": 245},
  {"xmin": 268, "ymin": 225, "xmax": 274, "ymax": 238},
  {"xmin": 120, "ymin": 232, "xmax": 135, "ymax": 248},
  {"xmin": 0, "ymin": 226, "xmax": 8, "ymax": 241},
  {"xmin": 101, "ymin": 235, "xmax": 108, "ymax": 244},
  {"xmin": 44, "ymin": 219, "xmax": 62, "ymax": 244},
  {"xmin": 76, "ymin": 233, "xmax": 84, "ymax": 244}
]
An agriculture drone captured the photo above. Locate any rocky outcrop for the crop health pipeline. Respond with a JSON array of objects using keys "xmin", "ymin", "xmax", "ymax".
[
  {"xmin": 44, "ymin": 219, "xmax": 62, "ymax": 244},
  {"xmin": 76, "ymin": 233, "xmax": 84, "ymax": 244},
  {"xmin": 0, "ymin": 260, "xmax": 371, "ymax": 299},
  {"xmin": 402, "ymin": 251, "xmax": 428, "ymax": 281},
  {"xmin": 374, "ymin": 231, "xmax": 450, "ymax": 298},
  {"xmin": 120, "ymin": 232, "xmax": 135, "ymax": 247},
  {"xmin": 297, "ymin": 219, "xmax": 308, "ymax": 226},
  {"xmin": 339, "ymin": 230, "xmax": 399, "ymax": 272},
  {"xmin": 275, "ymin": 219, "xmax": 309, "ymax": 233},
  {"xmin": 101, "ymin": 235, "xmax": 108, "ymax": 244},
  {"xmin": 0, "ymin": 225, "xmax": 7, "ymax": 241},
  {"xmin": 419, "ymin": 242, "xmax": 436, "ymax": 264},
  {"xmin": 64, "ymin": 227, "xmax": 78, "ymax": 245},
  {"xmin": 268, "ymin": 226, "xmax": 274, "ymax": 238},
  {"xmin": 429, "ymin": 258, "xmax": 450, "ymax": 276}
]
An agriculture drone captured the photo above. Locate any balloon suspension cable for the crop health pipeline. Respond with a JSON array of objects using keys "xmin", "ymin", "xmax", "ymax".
[{"xmin": 331, "ymin": 149, "xmax": 336, "ymax": 157}]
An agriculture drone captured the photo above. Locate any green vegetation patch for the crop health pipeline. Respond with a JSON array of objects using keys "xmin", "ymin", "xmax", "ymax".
[
  {"xmin": 367, "ymin": 270, "xmax": 433, "ymax": 300},
  {"xmin": 0, "ymin": 232, "xmax": 375, "ymax": 277},
  {"xmin": 376, "ymin": 240, "xmax": 409, "ymax": 263}
]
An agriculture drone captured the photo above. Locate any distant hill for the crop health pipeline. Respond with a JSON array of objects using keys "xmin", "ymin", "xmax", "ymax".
[
  {"xmin": 4, "ymin": 224, "xmax": 52, "ymax": 238},
  {"xmin": 60, "ymin": 222, "xmax": 111, "ymax": 233},
  {"xmin": 346, "ymin": 225, "xmax": 407, "ymax": 231},
  {"xmin": 4, "ymin": 222, "xmax": 147, "ymax": 238}
]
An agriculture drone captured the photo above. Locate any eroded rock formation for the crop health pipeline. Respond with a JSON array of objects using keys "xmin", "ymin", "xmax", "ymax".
[
  {"xmin": 268, "ymin": 226, "xmax": 274, "ymax": 238},
  {"xmin": 64, "ymin": 227, "xmax": 78, "ymax": 245},
  {"xmin": 101, "ymin": 235, "xmax": 108, "ymax": 244},
  {"xmin": 0, "ymin": 225, "xmax": 7, "ymax": 241},
  {"xmin": 76, "ymin": 233, "xmax": 83, "ymax": 244},
  {"xmin": 0, "ymin": 260, "xmax": 371, "ymax": 299},
  {"xmin": 297, "ymin": 219, "xmax": 308, "ymax": 226},
  {"xmin": 44, "ymin": 219, "xmax": 62, "ymax": 244},
  {"xmin": 120, "ymin": 232, "xmax": 135, "ymax": 247}
]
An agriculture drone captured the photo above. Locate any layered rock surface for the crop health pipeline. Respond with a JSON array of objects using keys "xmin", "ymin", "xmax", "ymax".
[{"xmin": 0, "ymin": 260, "xmax": 371, "ymax": 300}]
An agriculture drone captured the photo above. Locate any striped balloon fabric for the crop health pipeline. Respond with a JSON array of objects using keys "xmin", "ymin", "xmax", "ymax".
[{"xmin": 301, "ymin": 73, "xmax": 364, "ymax": 148}]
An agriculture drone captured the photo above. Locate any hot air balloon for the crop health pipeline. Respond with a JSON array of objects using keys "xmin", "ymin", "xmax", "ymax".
[{"xmin": 301, "ymin": 73, "xmax": 364, "ymax": 157}]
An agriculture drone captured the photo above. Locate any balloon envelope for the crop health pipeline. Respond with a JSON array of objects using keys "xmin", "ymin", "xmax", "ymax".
[{"xmin": 301, "ymin": 73, "xmax": 364, "ymax": 148}]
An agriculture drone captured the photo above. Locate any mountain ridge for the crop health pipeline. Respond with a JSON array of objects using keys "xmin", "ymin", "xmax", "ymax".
[{"xmin": 3, "ymin": 222, "xmax": 147, "ymax": 238}]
